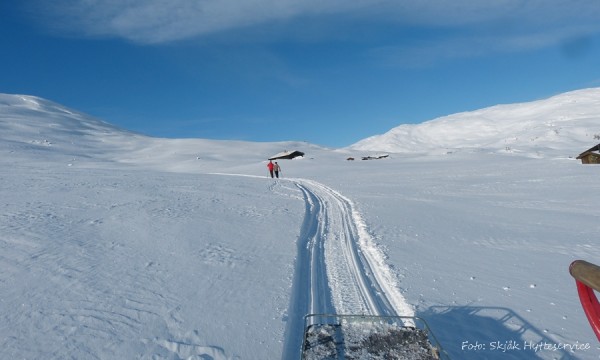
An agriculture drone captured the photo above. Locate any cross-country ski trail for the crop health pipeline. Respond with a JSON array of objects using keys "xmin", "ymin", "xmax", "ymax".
[{"xmin": 280, "ymin": 177, "xmax": 414, "ymax": 359}]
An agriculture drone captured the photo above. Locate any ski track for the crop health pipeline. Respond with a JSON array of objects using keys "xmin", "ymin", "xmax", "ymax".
[
  {"xmin": 293, "ymin": 178, "xmax": 413, "ymax": 317},
  {"xmin": 280, "ymin": 177, "xmax": 414, "ymax": 359},
  {"xmin": 3, "ymin": 170, "xmax": 411, "ymax": 359}
]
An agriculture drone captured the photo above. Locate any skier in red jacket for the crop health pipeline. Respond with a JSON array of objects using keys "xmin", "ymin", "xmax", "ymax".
[{"xmin": 267, "ymin": 160, "xmax": 275, "ymax": 178}]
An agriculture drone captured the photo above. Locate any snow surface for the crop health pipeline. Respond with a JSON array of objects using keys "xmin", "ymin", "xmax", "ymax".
[{"xmin": 1, "ymin": 90, "xmax": 600, "ymax": 359}]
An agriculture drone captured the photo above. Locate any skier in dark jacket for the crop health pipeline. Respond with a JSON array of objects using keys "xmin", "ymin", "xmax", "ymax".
[{"xmin": 273, "ymin": 162, "xmax": 281, "ymax": 178}]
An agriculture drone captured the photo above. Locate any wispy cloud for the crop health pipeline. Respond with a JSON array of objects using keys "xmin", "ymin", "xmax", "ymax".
[
  {"xmin": 32, "ymin": 0, "xmax": 377, "ymax": 43},
  {"xmin": 371, "ymin": 23, "xmax": 600, "ymax": 68},
  {"xmin": 28, "ymin": 0, "xmax": 600, "ymax": 47}
]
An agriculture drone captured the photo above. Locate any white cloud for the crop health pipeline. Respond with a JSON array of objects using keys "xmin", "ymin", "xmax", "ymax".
[
  {"xmin": 28, "ymin": 0, "xmax": 600, "ymax": 45},
  {"xmin": 33, "ymin": 0, "xmax": 379, "ymax": 43},
  {"xmin": 369, "ymin": 22, "xmax": 600, "ymax": 68}
]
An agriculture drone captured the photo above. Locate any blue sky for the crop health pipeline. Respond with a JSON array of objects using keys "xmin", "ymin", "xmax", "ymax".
[{"xmin": 2, "ymin": 1, "xmax": 600, "ymax": 147}]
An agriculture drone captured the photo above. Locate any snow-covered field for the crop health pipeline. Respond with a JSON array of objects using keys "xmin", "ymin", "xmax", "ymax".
[{"xmin": 1, "ymin": 90, "xmax": 600, "ymax": 359}]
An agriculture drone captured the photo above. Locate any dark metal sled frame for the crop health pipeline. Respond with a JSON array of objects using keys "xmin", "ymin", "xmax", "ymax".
[{"xmin": 301, "ymin": 314, "xmax": 450, "ymax": 359}]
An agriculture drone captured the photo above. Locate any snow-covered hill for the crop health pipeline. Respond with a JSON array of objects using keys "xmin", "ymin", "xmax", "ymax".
[
  {"xmin": 4, "ymin": 89, "xmax": 599, "ymax": 163},
  {"xmin": 349, "ymin": 88, "xmax": 600, "ymax": 157},
  {"xmin": 1, "ymin": 92, "xmax": 600, "ymax": 359},
  {"xmin": 0, "ymin": 94, "xmax": 328, "ymax": 172}
]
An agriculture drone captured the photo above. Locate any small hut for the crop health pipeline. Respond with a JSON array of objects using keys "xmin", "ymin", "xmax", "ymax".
[
  {"xmin": 577, "ymin": 144, "xmax": 600, "ymax": 164},
  {"xmin": 268, "ymin": 150, "xmax": 305, "ymax": 160},
  {"xmin": 361, "ymin": 153, "xmax": 389, "ymax": 161}
]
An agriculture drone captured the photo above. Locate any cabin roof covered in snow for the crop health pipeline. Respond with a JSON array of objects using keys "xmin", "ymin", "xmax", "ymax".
[
  {"xmin": 268, "ymin": 150, "xmax": 305, "ymax": 160},
  {"xmin": 577, "ymin": 144, "xmax": 600, "ymax": 159}
]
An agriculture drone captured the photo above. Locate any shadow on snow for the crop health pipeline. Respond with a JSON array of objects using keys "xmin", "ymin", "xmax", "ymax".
[{"xmin": 420, "ymin": 306, "xmax": 577, "ymax": 360}]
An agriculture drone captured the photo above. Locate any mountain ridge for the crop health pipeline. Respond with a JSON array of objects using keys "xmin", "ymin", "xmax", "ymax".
[
  {"xmin": 0, "ymin": 94, "xmax": 326, "ymax": 171},
  {"xmin": 2, "ymin": 88, "xmax": 599, "ymax": 161},
  {"xmin": 349, "ymin": 87, "xmax": 600, "ymax": 158}
]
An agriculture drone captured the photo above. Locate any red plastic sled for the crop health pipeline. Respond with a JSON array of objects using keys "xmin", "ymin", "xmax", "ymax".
[{"xmin": 570, "ymin": 260, "xmax": 600, "ymax": 341}]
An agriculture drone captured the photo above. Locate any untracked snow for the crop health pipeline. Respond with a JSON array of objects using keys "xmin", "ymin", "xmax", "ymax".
[{"xmin": 1, "ymin": 90, "xmax": 600, "ymax": 359}]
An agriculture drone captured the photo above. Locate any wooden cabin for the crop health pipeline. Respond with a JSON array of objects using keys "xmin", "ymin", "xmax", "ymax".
[
  {"xmin": 268, "ymin": 150, "xmax": 305, "ymax": 160},
  {"xmin": 577, "ymin": 144, "xmax": 600, "ymax": 164}
]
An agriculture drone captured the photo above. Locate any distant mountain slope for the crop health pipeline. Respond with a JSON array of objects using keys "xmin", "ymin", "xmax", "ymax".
[
  {"xmin": 0, "ymin": 94, "xmax": 325, "ymax": 172},
  {"xmin": 3, "ymin": 89, "xmax": 599, "ymax": 167},
  {"xmin": 0, "ymin": 94, "xmax": 148, "ymax": 163},
  {"xmin": 349, "ymin": 88, "xmax": 600, "ymax": 158}
]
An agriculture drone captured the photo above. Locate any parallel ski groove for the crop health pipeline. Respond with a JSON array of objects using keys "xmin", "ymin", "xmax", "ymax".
[
  {"xmin": 295, "ymin": 179, "xmax": 399, "ymax": 316},
  {"xmin": 281, "ymin": 177, "xmax": 413, "ymax": 360}
]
